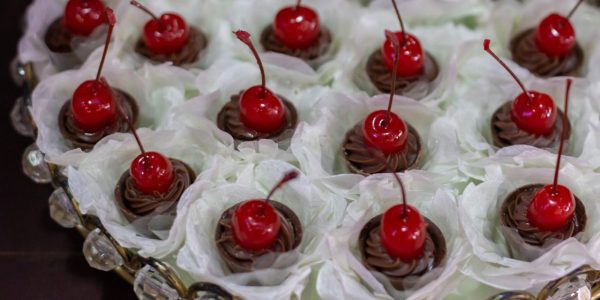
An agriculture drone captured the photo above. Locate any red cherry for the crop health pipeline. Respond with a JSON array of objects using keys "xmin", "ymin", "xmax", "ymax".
[
  {"xmin": 380, "ymin": 204, "xmax": 427, "ymax": 260},
  {"xmin": 511, "ymin": 91, "xmax": 557, "ymax": 136},
  {"xmin": 273, "ymin": 4, "xmax": 320, "ymax": 49},
  {"xmin": 362, "ymin": 110, "xmax": 408, "ymax": 154},
  {"xmin": 239, "ymin": 86, "xmax": 285, "ymax": 133},
  {"xmin": 70, "ymin": 79, "xmax": 117, "ymax": 132},
  {"xmin": 130, "ymin": 152, "xmax": 175, "ymax": 194},
  {"xmin": 232, "ymin": 200, "xmax": 282, "ymax": 251},
  {"xmin": 528, "ymin": 185, "xmax": 575, "ymax": 231},
  {"xmin": 63, "ymin": 0, "xmax": 107, "ymax": 36},
  {"xmin": 143, "ymin": 13, "xmax": 189, "ymax": 55},
  {"xmin": 535, "ymin": 13, "xmax": 576, "ymax": 58},
  {"xmin": 381, "ymin": 32, "xmax": 425, "ymax": 77}
]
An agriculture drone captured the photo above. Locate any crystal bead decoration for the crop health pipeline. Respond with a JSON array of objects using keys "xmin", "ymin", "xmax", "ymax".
[
  {"xmin": 10, "ymin": 97, "xmax": 34, "ymax": 137},
  {"xmin": 48, "ymin": 188, "xmax": 79, "ymax": 228},
  {"xmin": 21, "ymin": 143, "xmax": 51, "ymax": 184},
  {"xmin": 82, "ymin": 228, "xmax": 124, "ymax": 272},
  {"xmin": 134, "ymin": 265, "xmax": 182, "ymax": 300},
  {"xmin": 548, "ymin": 275, "xmax": 592, "ymax": 300}
]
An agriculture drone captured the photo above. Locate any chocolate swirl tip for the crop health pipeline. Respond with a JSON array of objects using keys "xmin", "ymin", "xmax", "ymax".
[
  {"xmin": 342, "ymin": 122, "xmax": 422, "ymax": 176},
  {"xmin": 260, "ymin": 25, "xmax": 333, "ymax": 65},
  {"xmin": 58, "ymin": 89, "xmax": 139, "ymax": 151},
  {"xmin": 44, "ymin": 17, "xmax": 74, "ymax": 53},
  {"xmin": 135, "ymin": 26, "xmax": 208, "ymax": 66},
  {"xmin": 359, "ymin": 214, "xmax": 447, "ymax": 291},
  {"xmin": 491, "ymin": 101, "xmax": 570, "ymax": 149},
  {"xmin": 215, "ymin": 201, "xmax": 303, "ymax": 273},
  {"xmin": 365, "ymin": 49, "xmax": 438, "ymax": 97},
  {"xmin": 510, "ymin": 29, "xmax": 583, "ymax": 78},
  {"xmin": 216, "ymin": 92, "xmax": 298, "ymax": 145},
  {"xmin": 500, "ymin": 184, "xmax": 586, "ymax": 249},
  {"xmin": 114, "ymin": 159, "xmax": 196, "ymax": 222}
]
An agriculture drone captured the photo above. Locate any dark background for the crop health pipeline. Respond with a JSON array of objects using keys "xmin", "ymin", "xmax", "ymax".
[{"xmin": 0, "ymin": 1, "xmax": 135, "ymax": 299}]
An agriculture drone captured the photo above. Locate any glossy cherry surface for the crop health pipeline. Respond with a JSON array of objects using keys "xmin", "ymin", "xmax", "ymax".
[
  {"xmin": 528, "ymin": 185, "xmax": 575, "ymax": 231},
  {"xmin": 130, "ymin": 151, "xmax": 175, "ymax": 194},
  {"xmin": 64, "ymin": 0, "xmax": 107, "ymax": 36},
  {"xmin": 239, "ymin": 86, "xmax": 285, "ymax": 133},
  {"xmin": 535, "ymin": 13, "xmax": 576, "ymax": 58},
  {"xmin": 380, "ymin": 204, "xmax": 427, "ymax": 260},
  {"xmin": 232, "ymin": 199, "xmax": 282, "ymax": 251},
  {"xmin": 273, "ymin": 5, "xmax": 320, "ymax": 49},
  {"xmin": 362, "ymin": 110, "xmax": 408, "ymax": 154},
  {"xmin": 70, "ymin": 79, "xmax": 117, "ymax": 132},
  {"xmin": 381, "ymin": 32, "xmax": 425, "ymax": 77},
  {"xmin": 511, "ymin": 91, "xmax": 557, "ymax": 136},
  {"xmin": 143, "ymin": 13, "xmax": 189, "ymax": 55}
]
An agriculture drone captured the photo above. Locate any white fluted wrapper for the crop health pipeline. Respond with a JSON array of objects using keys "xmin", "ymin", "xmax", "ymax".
[
  {"xmin": 67, "ymin": 126, "xmax": 225, "ymax": 258},
  {"xmin": 177, "ymin": 159, "xmax": 344, "ymax": 300},
  {"xmin": 459, "ymin": 148, "xmax": 600, "ymax": 291},
  {"xmin": 316, "ymin": 171, "xmax": 468, "ymax": 300},
  {"xmin": 32, "ymin": 47, "xmax": 198, "ymax": 164},
  {"xmin": 365, "ymin": 0, "xmax": 484, "ymax": 24}
]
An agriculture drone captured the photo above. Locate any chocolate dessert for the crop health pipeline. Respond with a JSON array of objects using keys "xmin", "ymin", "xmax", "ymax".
[
  {"xmin": 216, "ymin": 92, "xmax": 298, "ymax": 145},
  {"xmin": 215, "ymin": 201, "xmax": 303, "ymax": 273},
  {"xmin": 342, "ymin": 123, "xmax": 422, "ymax": 175},
  {"xmin": 44, "ymin": 18, "xmax": 74, "ymax": 53},
  {"xmin": 58, "ymin": 89, "xmax": 139, "ymax": 151},
  {"xmin": 114, "ymin": 159, "xmax": 196, "ymax": 222},
  {"xmin": 359, "ymin": 215, "xmax": 447, "ymax": 291},
  {"xmin": 499, "ymin": 184, "xmax": 586, "ymax": 252},
  {"xmin": 510, "ymin": 29, "xmax": 583, "ymax": 77},
  {"xmin": 365, "ymin": 49, "xmax": 438, "ymax": 96},
  {"xmin": 135, "ymin": 27, "xmax": 207, "ymax": 66},
  {"xmin": 491, "ymin": 101, "xmax": 571, "ymax": 149},
  {"xmin": 260, "ymin": 25, "xmax": 332, "ymax": 66}
]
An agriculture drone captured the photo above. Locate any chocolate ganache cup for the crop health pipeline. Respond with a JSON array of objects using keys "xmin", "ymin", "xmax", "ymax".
[
  {"xmin": 216, "ymin": 91, "xmax": 298, "ymax": 146},
  {"xmin": 491, "ymin": 101, "xmax": 571, "ymax": 149},
  {"xmin": 365, "ymin": 49, "xmax": 438, "ymax": 96},
  {"xmin": 114, "ymin": 159, "xmax": 196, "ymax": 222},
  {"xmin": 58, "ymin": 89, "xmax": 139, "ymax": 151},
  {"xmin": 44, "ymin": 18, "xmax": 75, "ymax": 53},
  {"xmin": 215, "ymin": 201, "xmax": 303, "ymax": 273},
  {"xmin": 499, "ymin": 184, "xmax": 586, "ymax": 259},
  {"xmin": 260, "ymin": 25, "xmax": 333, "ymax": 67},
  {"xmin": 510, "ymin": 29, "xmax": 584, "ymax": 77},
  {"xmin": 342, "ymin": 122, "xmax": 422, "ymax": 176},
  {"xmin": 135, "ymin": 27, "xmax": 208, "ymax": 66},
  {"xmin": 359, "ymin": 214, "xmax": 447, "ymax": 291}
]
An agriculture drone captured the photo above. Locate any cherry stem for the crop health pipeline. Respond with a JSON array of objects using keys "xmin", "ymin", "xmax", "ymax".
[
  {"xmin": 265, "ymin": 171, "xmax": 300, "ymax": 206},
  {"xmin": 553, "ymin": 79, "xmax": 572, "ymax": 191},
  {"xmin": 130, "ymin": 1, "xmax": 161, "ymax": 22},
  {"xmin": 234, "ymin": 30, "xmax": 267, "ymax": 96},
  {"xmin": 483, "ymin": 39, "xmax": 533, "ymax": 103},
  {"xmin": 390, "ymin": 172, "xmax": 408, "ymax": 219},
  {"xmin": 115, "ymin": 93, "xmax": 148, "ymax": 168},
  {"xmin": 384, "ymin": 30, "xmax": 400, "ymax": 126},
  {"xmin": 296, "ymin": 0, "xmax": 302, "ymax": 9},
  {"xmin": 96, "ymin": 8, "xmax": 116, "ymax": 82},
  {"xmin": 390, "ymin": 0, "xmax": 408, "ymax": 47},
  {"xmin": 567, "ymin": 0, "xmax": 584, "ymax": 19}
]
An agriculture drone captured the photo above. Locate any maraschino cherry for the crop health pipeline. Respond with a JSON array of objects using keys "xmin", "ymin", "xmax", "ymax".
[
  {"xmin": 528, "ymin": 79, "xmax": 575, "ymax": 231},
  {"xmin": 70, "ymin": 8, "xmax": 118, "ymax": 133},
  {"xmin": 381, "ymin": 0, "xmax": 424, "ymax": 77},
  {"xmin": 273, "ymin": 0, "xmax": 320, "ymax": 49},
  {"xmin": 380, "ymin": 171, "xmax": 427, "ymax": 260},
  {"xmin": 63, "ymin": 0, "xmax": 107, "ymax": 36},
  {"xmin": 130, "ymin": 0, "xmax": 189, "ymax": 55},
  {"xmin": 363, "ymin": 31, "xmax": 409, "ymax": 154},
  {"xmin": 234, "ymin": 30, "xmax": 286, "ymax": 133},
  {"xmin": 484, "ymin": 39, "xmax": 557, "ymax": 136},
  {"xmin": 535, "ymin": 0, "xmax": 584, "ymax": 58},
  {"xmin": 232, "ymin": 171, "xmax": 299, "ymax": 251}
]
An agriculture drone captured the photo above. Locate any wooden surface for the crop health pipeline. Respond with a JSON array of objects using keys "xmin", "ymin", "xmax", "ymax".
[{"xmin": 0, "ymin": 1, "xmax": 135, "ymax": 299}]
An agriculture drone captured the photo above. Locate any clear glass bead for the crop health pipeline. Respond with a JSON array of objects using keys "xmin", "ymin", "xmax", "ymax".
[
  {"xmin": 82, "ymin": 228, "xmax": 123, "ymax": 272},
  {"xmin": 21, "ymin": 143, "xmax": 51, "ymax": 184},
  {"xmin": 10, "ymin": 58, "xmax": 24, "ymax": 86},
  {"xmin": 48, "ymin": 188, "xmax": 79, "ymax": 228},
  {"xmin": 134, "ymin": 265, "xmax": 182, "ymax": 300},
  {"xmin": 548, "ymin": 275, "xmax": 591, "ymax": 300},
  {"xmin": 11, "ymin": 97, "xmax": 34, "ymax": 137}
]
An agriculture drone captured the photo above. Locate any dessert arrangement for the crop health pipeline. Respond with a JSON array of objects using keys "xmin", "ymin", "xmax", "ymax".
[{"xmin": 11, "ymin": 0, "xmax": 600, "ymax": 299}]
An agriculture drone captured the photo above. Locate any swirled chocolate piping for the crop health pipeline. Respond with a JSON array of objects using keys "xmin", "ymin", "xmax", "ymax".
[
  {"xmin": 260, "ymin": 25, "xmax": 332, "ymax": 63},
  {"xmin": 135, "ymin": 26, "xmax": 207, "ymax": 66},
  {"xmin": 500, "ymin": 184, "xmax": 586, "ymax": 247},
  {"xmin": 491, "ymin": 101, "xmax": 570, "ymax": 149},
  {"xmin": 58, "ymin": 89, "xmax": 139, "ymax": 151},
  {"xmin": 44, "ymin": 17, "xmax": 73, "ymax": 53},
  {"xmin": 216, "ymin": 92, "xmax": 298, "ymax": 144},
  {"xmin": 342, "ymin": 122, "xmax": 422, "ymax": 176},
  {"xmin": 366, "ymin": 49, "xmax": 438, "ymax": 96},
  {"xmin": 215, "ymin": 201, "xmax": 303, "ymax": 273},
  {"xmin": 114, "ymin": 159, "xmax": 196, "ymax": 222},
  {"xmin": 359, "ymin": 215, "xmax": 447, "ymax": 291},
  {"xmin": 510, "ymin": 29, "xmax": 583, "ymax": 78}
]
